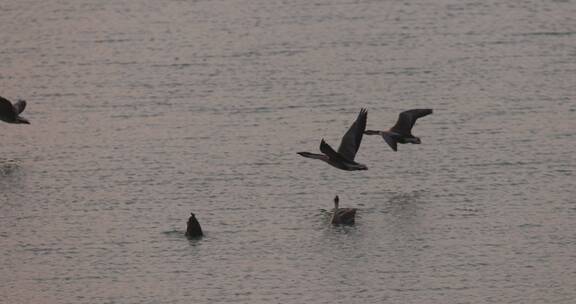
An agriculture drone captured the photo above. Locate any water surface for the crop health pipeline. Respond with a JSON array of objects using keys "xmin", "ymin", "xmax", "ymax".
[{"xmin": 1, "ymin": 0, "xmax": 575, "ymax": 303}]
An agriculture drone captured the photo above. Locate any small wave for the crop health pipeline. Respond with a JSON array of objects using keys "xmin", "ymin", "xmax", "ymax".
[{"xmin": 516, "ymin": 31, "xmax": 576, "ymax": 37}]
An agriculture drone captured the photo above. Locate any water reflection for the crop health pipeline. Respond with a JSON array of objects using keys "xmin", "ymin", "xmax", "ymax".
[
  {"xmin": 0, "ymin": 159, "xmax": 24, "ymax": 215},
  {"xmin": 388, "ymin": 190, "xmax": 424, "ymax": 205},
  {"xmin": 2, "ymin": 0, "xmax": 575, "ymax": 302},
  {"xmin": 385, "ymin": 190, "xmax": 428, "ymax": 247},
  {"xmin": 0, "ymin": 159, "xmax": 23, "ymax": 194},
  {"xmin": 0, "ymin": 159, "xmax": 20, "ymax": 177},
  {"xmin": 379, "ymin": 190, "xmax": 424, "ymax": 219}
]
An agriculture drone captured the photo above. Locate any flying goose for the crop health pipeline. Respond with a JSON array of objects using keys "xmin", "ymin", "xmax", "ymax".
[
  {"xmin": 365, "ymin": 108, "xmax": 432, "ymax": 151},
  {"xmin": 331, "ymin": 195, "xmax": 356, "ymax": 225},
  {"xmin": 0, "ymin": 96, "xmax": 30, "ymax": 124},
  {"xmin": 298, "ymin": 108, "xmax": 368, "ymax": 171}
]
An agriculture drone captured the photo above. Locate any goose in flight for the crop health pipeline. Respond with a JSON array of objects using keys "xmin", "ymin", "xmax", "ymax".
[
  {"xmin": 298, "ymin": 108, "xmax": 368, "ymax": 171},
  {"xmin": 365, "ymin": 108, "xmax": 432, "ymax": 151},
  {"xmin": 0, "ymin": 96, "xmax": 30, "ymax": 124},
  {"xmin": 331, "ymin": 195, "xmax": 356, "ymax": 225}
]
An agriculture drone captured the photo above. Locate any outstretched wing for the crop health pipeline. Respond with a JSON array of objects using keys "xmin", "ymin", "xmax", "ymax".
[
  {"xmin": 0, "ymin": 96, "xmax": 16, "ymax": 118},
  {"xmin": 13, "ymin": 99, "xmax": 26, "ymax": 114},
  {"xmin": 320, "ymin": 139, "xmax": 352, "ymax": 164},
  {"xmin": 381, "ymin": 133, "xmax": 399, "ymax": 151},
  {"xmin": 390, "ymin": 108, "xmax": 432, "ymax": 135},
  {"xmin": 337, "ymin": 108, "xmax": 367, "ymax": 161}
]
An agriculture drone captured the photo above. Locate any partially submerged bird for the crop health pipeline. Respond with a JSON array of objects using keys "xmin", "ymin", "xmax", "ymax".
[
  {"xmin": 0, "ymin": 96, "xmax": 30, "ymax": 124},
  {"xmin": 185, "ymin": 212, "xmax": 203, "ymax": 238},
  {"xmin": 365, "ymin": 109, "xmax": 432, "ymax": 151},
  {"xmin": 331, "ymin": 195, "xmax": 356, "ymax": 225},
  {"xmin": 298, "ymin": 108, "xmax": 368, "ymax": 171}
]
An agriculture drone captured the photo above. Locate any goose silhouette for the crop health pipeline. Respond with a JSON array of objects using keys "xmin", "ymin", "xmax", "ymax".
[
  {"xmin": 298, "ymin": 108, "xmax": 368, "ymax": 171},
  {"xmin": 185, "ymin": 212, "xmax": 203, "ymax": 238},
  {"xmin": 0, "ymin": 96, "xmax": 30, "ymax": 124},
  {"xmin": 331, "ymin": 195, "xmax": 356, "ymax": 225},
  {"xmin": 365, "ymin": 108, "xmax": 432, "ymax": 151}
]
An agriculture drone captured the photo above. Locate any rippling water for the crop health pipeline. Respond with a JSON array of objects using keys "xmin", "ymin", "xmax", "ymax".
[{"xmin": 1, "ymin": 0, "xmax": 575, "ymax": 303}]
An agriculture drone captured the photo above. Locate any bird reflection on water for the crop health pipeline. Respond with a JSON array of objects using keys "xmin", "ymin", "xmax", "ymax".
[{"xmin": 0, "ymin": 159, "xmax": 20, "ymax": 177}]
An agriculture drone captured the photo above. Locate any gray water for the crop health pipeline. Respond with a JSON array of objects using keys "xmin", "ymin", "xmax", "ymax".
[{"xmin": 1, "ymin": 0, "xmax": 575, "ymax": 303}]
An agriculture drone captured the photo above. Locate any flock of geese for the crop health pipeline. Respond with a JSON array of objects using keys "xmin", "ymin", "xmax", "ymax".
[
  {"xmin": 298, "ymin": 108, "xmax": 433, "ymax": 225},
  {"xmin": 0, "ymin": 95, "xmax": 432, "ymax": 236}
]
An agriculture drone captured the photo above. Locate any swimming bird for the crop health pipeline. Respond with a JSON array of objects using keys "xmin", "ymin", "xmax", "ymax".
[
  {"xmin": 331, "ymin": 195, "xmax": 356, "ymax": 225},
  {"xmin": 364, "ymin": 108, "xmax": 432, "ymax": 151},
  {"xmin": 0, "ymin": 96, "xmax": 30, "ymax": 124},
  {"xmin": 297, "ymin": 108, "xmax": 368, "ymax": 171},
  {"xmin": 185, "ymin": 212, "xmax": 203, "ymax": 238}
]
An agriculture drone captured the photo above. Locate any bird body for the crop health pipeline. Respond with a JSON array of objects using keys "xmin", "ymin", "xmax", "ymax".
[
  {"xmin": 0, "ymin": 96, "xmax": 29, "ymax": 124},
  {"xmin": 331, "ymin": 195, "xmax": 356, "ymax": 225},
  {"xmin": 365, "ymin": 108, "xmax": 432, "ymax": 151},
  {"xmin": 185, "ymin": 213, "xmax": 203, "ymax": 238},
  {"xmin": 298, "ymin": 108, "xmax": 368, "ymax": 171}
]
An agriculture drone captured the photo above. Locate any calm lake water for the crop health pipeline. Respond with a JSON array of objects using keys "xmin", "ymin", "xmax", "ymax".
[{"xmin": 1, "ymin": 0, "xmax": 575, "ymax": 303}]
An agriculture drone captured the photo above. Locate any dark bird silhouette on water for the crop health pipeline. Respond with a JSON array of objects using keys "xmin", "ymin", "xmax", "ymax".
[
  {"xmin": 298, "ymin": 108, "xmax": 368, "ymax": 171},
  {"xmin": 331, "ymin": 195, "xmax": 356, "ymax": 225},
  {"xmin": 364, "ymin": 109, "xmax": 432, "ymax": 151},
  {"xmin": 185, "ymin": 213, "xmax": 203, "ymax": 238},
  {"xmin": 0, "ymin": 96, "xmax": 30, "ymax": 124}
]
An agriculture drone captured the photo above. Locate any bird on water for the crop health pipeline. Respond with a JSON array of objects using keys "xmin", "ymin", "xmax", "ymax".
[
  {"xmin": 364, "ymin": 108, "xmax": 432, "ymax": 151},
  {"xmin": 331, "ymin": 195, "xmax": 356, "ymax": 225},
  {"xmin": 298, "ymin": 108, "xmax": 368, "ymax": 171},
  {"xmin": 185, "ymin": 212, "xmax": 203, "ymax": 238},
  {"xmin": 0, "ymin": 96, "xmax": 30, "ymax": 124}
]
